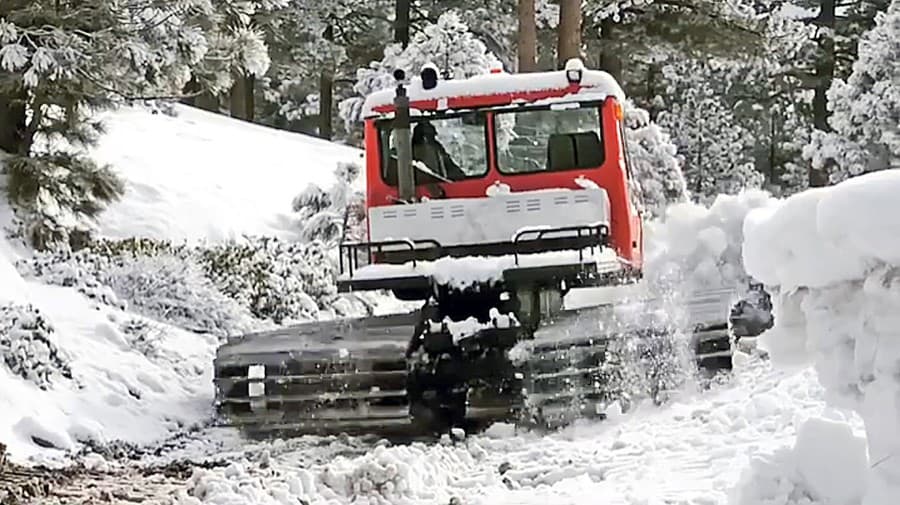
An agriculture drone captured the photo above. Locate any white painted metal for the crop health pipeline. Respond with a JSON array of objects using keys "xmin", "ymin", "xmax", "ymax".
[{"xmin": 367, "ymin": 188, "xmax": 610, "ymax": 247}]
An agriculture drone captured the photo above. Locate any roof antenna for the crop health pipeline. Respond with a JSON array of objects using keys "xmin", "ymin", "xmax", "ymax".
[
  {"xmin": 393, "ymin": 68, "xmax": 414, "ymax": 203},
  {"xmin": 442, "ymin": 48, "xmax": 451, "ymax": 80}
]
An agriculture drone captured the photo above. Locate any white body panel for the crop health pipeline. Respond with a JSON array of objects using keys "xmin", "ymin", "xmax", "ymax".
[{"xmin": 367, "ymin": 188, "xmax": 610, "ymax": 246}]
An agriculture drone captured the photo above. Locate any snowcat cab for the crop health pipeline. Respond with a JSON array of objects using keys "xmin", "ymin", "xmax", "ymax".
[
  {"xmin": 213, "ymin": 61, "xmax": 736, "ymax": 438},
  {"xmin": 340, "ymin": 59, "xmax": 644, "ymax": 305}
]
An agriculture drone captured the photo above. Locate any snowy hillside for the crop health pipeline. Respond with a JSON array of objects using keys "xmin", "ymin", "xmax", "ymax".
[
  {"xmin": 0, "ymin": 105, "xmax": 376, "ymax": 465},
  {"xmin": 91, "ymin": 104, "xmax": 364, "ymax": 243}
]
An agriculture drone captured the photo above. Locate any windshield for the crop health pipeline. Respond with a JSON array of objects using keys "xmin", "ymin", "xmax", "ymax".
[
  {"xmin": 378, "ymin": 113, "xmax": 489, "ymax": 186},
  {"xmin": 495, "ymin": 106, "xmax": 605, "ymax": 174}
]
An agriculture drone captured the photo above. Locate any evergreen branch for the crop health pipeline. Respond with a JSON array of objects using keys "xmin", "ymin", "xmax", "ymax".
[{"xmin": 74, "ymin": 68, "xmax": 202, "ymax": 102}]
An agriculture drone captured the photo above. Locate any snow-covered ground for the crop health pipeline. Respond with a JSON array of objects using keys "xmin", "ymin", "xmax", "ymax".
[
  {"xmin": 3, "ymin": 101, "xmax": 895, "ymax": 505},
  {"xmin": 121, "ymin": 356, "xmax": 851, "ymax": 505}
]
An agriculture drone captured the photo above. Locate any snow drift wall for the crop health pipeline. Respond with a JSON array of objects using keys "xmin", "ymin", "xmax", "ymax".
[{"xmin": 742, "ymin": 170, "xmax": 900, "ymax": 505}]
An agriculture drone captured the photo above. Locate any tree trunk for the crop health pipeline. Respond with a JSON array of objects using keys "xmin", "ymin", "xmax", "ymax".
[
  {"xmin": 229, "ymin": 72, "xmax": 254, "ymax": 121},
  {"xmin": 517, "ymin": 0, "xmax": 537, "ymax": 72},
  {"xmin": 181, "ymin": 77, "xmax": 200, "ymax": 107},
  {"xmin": 319, "ymin": 72, "xmax": 334, "ymax": 140},
  {"xmin": 598, "ymin": 17, "xmax": 622, "ymax": 82},
  {"xmin": 0, "ymin": 86, "xmax": 26, "ymax": 155},
  {"xmin": 229, "ymin": 72, "xmax": 246, "ymax": 120},
  {"xmin": 244, "ymin": 74, "xmax": 255, "ymax": 122},
  {"xmin": 557, "ymin": 0, "xmax": 582, "ymax": 68},
  {"xmin": 319, "ymin": 24, "xmax": 335, "ymax": 140},
  {"xmin": 809, "ymin": 0, "xmax": 836, "ymax": 187},
  {"xmin": 395, "ymin": 0, "xmax": 410, "ymax": 47},
  {"xmin": 183, "ymin": 76, "xmax": 221, "ymax": 113}
]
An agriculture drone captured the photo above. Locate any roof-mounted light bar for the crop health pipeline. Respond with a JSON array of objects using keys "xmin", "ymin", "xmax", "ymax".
[{"xmin": 565, "ymin": 58, "xmax": 585, "ymax": 84}]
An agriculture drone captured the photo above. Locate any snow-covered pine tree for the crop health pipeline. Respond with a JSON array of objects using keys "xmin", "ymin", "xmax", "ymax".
[
  {"xmin": 205, "ymin": 0, "xmax": 286, "ymax": 120},
  {"xmin": 236, "ymin": 0, "xmax": 398, "ymax": 140},
  {"xmin": 804, "ymin": 0, "xmax": 900, "ymax": 182},
  {"xmin": 656, "ymin": 59, "xmax": 763, "ymax": 203},
  {"xmin": 292, "ymin": 161, "xmax": 365, "ymax": 243},
  {"xmin": 0, "ymin": 1, "xmax": 212, "ymax": 249},
  {"xmin": 338, "ymin": 11, "xmax": 502, "ymax": 132},
  {"xmin": 622, "ymin": 103, "xmax": 688, "ymax": 218}
]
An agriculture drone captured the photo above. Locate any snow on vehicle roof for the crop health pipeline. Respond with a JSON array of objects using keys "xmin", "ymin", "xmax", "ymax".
[{"xmin": 361, "ymin": 66, "xmax": 626, "ymax": 118}]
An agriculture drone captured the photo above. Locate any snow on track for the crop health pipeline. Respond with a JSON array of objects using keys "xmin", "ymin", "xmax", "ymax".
[{"xmin": 156, "ymin": 357, "xmax": 844, "ymax": 505}]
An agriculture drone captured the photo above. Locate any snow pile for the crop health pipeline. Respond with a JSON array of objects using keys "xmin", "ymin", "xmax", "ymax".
[
  {"xmin": 178, "ymin": 442, "xmax": 482, "ymax": 504},
  {"xmin": 743, "ymin": 169, "xmax": 900, "ymax": 505},
  {"xmin": 644, "ymin": 188, "xmax": 778, "ymax": 292},
  {"xmin": 90, "ymin": 104, "xmax": 364, "ymax": 244},
  {"xmin": 733, "ymin": 416, "xmax": 868, "ymax": 505}
]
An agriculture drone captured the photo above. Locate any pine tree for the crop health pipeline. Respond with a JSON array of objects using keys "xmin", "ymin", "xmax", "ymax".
[
  {"xmin": 251, "ymin": 1, "xmax": 393, "ymax": 138},
  {"xmin": 0, "ymin": 1, "xmax": 214, "ymax": 249},
  {"xmin": 804, "ymin": 0, "xmax": 900, "ymax": 182},
  {"xmin": 656, "ymin": 58, "xmax": 763, "ymax": 203},
  {"xmin": 338, "ymin": 11, "xmax": 502, "ymax": 131},
  {"xmin": 622, "ymin": 103, "xmax": 688, "ymax": 218}
]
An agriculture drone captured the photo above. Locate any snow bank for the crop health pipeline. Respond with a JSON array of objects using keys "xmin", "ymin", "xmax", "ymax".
[
  {"xmin": 90, "ymin": 104, "xmax": 364, "ymax": 243},
  {"xmin": 743, "ymin": 170, "xmax": 900, "ymax": 505},
  {"xmin": 744, "ymin": 170, "xmax": 900, "ymax": 290}
]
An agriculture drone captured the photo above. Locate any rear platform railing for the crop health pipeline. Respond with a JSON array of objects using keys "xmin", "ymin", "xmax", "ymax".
[
  {"xmin": 339, "ymin": 223, "xmax": 610, "ymax": 276},
  {"xmin": 339, "ymin": 238, "xmax": 442, "ymax": 277},
  {"xmin": 512, "ymin": 224, "xmax": 609, "ymax": 266}
]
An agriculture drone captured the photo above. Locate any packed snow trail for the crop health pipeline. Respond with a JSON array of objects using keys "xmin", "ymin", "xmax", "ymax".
[{"xmin": 140, "ymin": 356, "xmax": 845, "ymax": 505}]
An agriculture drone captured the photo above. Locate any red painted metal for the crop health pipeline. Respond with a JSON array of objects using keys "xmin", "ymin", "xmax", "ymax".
[{"xmin": 362, "ymin": 84, "xmax": 643, "ymax": 270}]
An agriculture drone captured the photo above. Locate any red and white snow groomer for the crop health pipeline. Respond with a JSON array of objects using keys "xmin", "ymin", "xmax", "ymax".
[{"xmin": 214, "ymin": 60, "xmax": 735, "ymax": 437}]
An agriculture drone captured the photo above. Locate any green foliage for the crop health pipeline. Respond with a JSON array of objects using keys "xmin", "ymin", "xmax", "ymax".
[
  {"xmin": 4, "ymin": 152, "xmax": 124, "ymax": 250},
  {"xmin": 198, "ymin": 238, "xmax": 339, "ymax": 323},
  {"xmin": 21, "ymin": 233, "xmax": 369, "ymax": 329},
  {"xmin": 0, "ymin": 303, "xmax": 72, "ymax": 390}
]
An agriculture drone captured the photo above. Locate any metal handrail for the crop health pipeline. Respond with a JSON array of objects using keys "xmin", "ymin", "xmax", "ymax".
[
  {"xmin": 512, "ymin": 224, "xmax": 609, "ymax": 266},
  {"xmin": 339, "ymin": 238, "xmax": 443, "ymax": 277}
]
